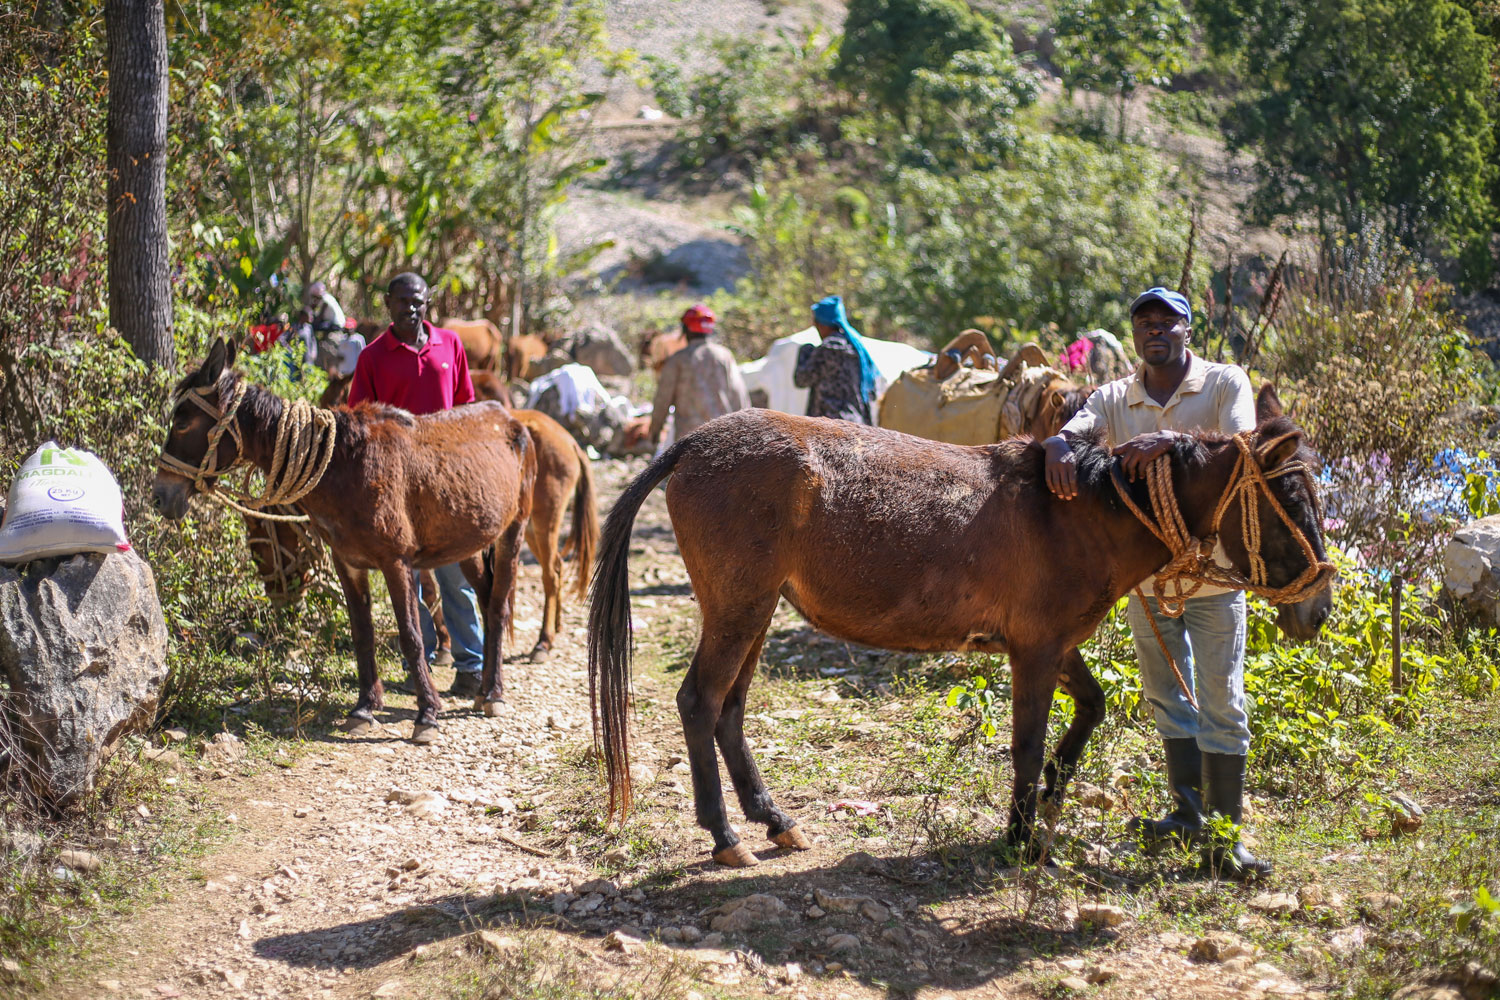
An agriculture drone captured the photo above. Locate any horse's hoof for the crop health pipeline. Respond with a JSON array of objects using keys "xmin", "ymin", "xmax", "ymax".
[
  {"xmin": 411, "ymin": 723, "xmax": 440, "ymax": 745},
  {"xmin": 480, "ymin": 699, "xmax": 506, "ymax": 717},
  {"xmin": 770, "ymin": 826, "xmax": 812, "ymax": 850},
  {"xmin": 529, "ymin": 646, "xmax": 551, "ymax": 663},
  {"xmin": 712, "ymin": 843, "xmax": 760, "ymax": 868},
  {"xmin": 340, "ymin": 714, "xmax": 376, "ymax": 735},
  {"xmin": 432, "ymin": 649, "xmax": 455, "ymax": 666}
]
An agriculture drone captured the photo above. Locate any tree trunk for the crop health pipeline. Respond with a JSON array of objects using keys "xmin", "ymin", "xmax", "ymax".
[{"xmin": 106, "ymin": 0, "xmax": 172, "ymax": 368}]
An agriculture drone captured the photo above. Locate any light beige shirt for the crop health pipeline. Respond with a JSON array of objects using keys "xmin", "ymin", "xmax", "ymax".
[
  {"xmin": 647, "ymin": 337, "xmax": 750, "ymax": 441},
  {"xmin": 1061, "ymin": 351, "xmax": 1255, "ymax": 445},
  {"xmin": 1061, "ymin": 351, "xmax": 1255, "ymax": 597}
]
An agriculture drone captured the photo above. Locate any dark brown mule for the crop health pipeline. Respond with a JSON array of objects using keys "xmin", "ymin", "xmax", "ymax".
[
  {"xmin": 154, "ymin": 337, "xmax": 536, "ymax": 741},
  {"xmin": 240, "ymin": 506, "xmax": 454, "ymax": 662},
  {"xmin": 319, "ymin": 373, "xmax": 598, "ymax": 660},
  {"xmin": 589, "ymin": 386, "xmax": 1333, "ymax": 865}
]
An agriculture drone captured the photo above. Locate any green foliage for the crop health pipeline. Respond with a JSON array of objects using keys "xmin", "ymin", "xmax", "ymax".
[
  {"xmin": 894, "ymin": 48, "xmax": 1041, "ymax": 171},
  {"xmin": 1053, "ymin": 0, "xmax": 1191, "ymax": 138},
  {"xmin": 1195, "ymin": 0, "xmax": 1499, "ymax": 283},
  {"xmin": 886, "ymin": 133, "xmax": 1200, "ymax": 338},
  {"xmin": 175, "ymin": 0, "xmax": 623, "ymax": 328},
  {"xmin": 837, "ymin": 0, "xmax": 1005, "ymax": 114},
  {"xmin": 647, "ymin": 31, "xmax": 840, "ymax": 169}
]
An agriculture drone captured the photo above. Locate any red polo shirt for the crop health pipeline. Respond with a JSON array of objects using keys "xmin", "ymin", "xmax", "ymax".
[{"xmin": 347, "ymin": 323, "xmax": 475, "ymax": 415}]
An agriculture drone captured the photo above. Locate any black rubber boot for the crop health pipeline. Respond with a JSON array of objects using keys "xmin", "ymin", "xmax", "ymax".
[
  {"xmin": 1201, "ymin": 752, "xmax": 1273, "ymax": 880},
  {"xmin": 1127, "ymin": 738, "xmax": 1203, "ymax": 846}
]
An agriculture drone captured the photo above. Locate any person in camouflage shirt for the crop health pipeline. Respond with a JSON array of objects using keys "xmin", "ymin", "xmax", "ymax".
[{"xmin": 794, "ymin": 295, "xmax": 876, "ymax": 423}]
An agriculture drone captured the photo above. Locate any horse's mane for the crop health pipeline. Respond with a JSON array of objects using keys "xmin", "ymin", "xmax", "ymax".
[
  {"xmin": 1064, "ymin": 427, "xmax": 1220, "ymax": 513},
  {"xmin": 1062, "ymin": 415, "xmax": 1303, "ymax": 511}
]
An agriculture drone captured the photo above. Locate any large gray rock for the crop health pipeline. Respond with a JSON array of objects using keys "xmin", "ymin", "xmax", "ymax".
[
  {"xmin": 1444, "ymin": 516, "xmax": 1500, "ymax": 621},
  {"xmin": 567, "ymin": 323, "xmax": 634, "ymax": 377},
  {"xmin": 0, "ymin": 550, "xmax": 168, "ymax": 808}
]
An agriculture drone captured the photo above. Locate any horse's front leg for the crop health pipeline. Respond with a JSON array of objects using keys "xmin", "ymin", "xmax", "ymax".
[
  {"xmin": 1005, "ymin": 645, "xmax": 1062, "ymax": 862},
  {"xmin": 381, "ymin": 563, "xmax": 441, "ymax": 742},
  {"xmin": 332, "ymin": 559, "xmax": 381, "ymax": 732},
  {"xmin": 1041, "ymin": 648, "xmax": 1106, "ymax": 820}
]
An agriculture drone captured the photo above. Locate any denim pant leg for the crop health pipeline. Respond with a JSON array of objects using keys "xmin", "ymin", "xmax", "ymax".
[
  {"xmin": 1128, "ymin": 592, "xmax": 1249, "ymax": 755},
  {"xmin": 433, "ymin": 562, "xmax": 485, "ymax": 675},
  {"xmin": 1180, "ymin": 592, "xmax": 1249, "ymax": 755}
]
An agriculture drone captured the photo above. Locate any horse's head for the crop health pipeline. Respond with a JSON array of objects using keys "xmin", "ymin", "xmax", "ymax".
[
  {"xmin": 152, "ymin": 336, "xmax": 242, "ymax": 521},
  {"xmin": 1219, "ymin": 384, "xmax": 1335, "ymax": 640},
  {"xmin": 1031, "ymin": 378, "xmax": 1094, "ymax": 441}
]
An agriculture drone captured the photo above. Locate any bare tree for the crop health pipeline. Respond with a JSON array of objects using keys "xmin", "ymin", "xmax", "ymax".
[{"xmin": 106, "ymin": 0, "xmax": 172, "ymax": 367}]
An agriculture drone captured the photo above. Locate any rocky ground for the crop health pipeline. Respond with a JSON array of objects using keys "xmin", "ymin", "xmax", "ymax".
[{"xmin": 35, "ymin": 458, "xmax": 1374, "ymax": 1000}]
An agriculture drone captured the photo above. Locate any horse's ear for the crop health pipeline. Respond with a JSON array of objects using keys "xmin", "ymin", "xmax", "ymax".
[
  {"xmin": 1256, "ymin": 383, "xmax": 1283, "ymax": 423},
  {"xmin": 1257, "ymin": 429, "xmax": 1301, "ymax": 469},
  {"xmin": 225, "ymin": 337, "xmax": 238, "ymax": 369},
  {"xmin": 202, "ymin": 337, "xmax": 228, "ymax": 385}
]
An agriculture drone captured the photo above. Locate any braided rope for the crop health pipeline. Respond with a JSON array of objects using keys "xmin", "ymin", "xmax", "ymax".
[
  {"xmin": 157, "ymin": 378, "xmax": 337, "ymax": 523},
  {"xmin": 1113, "ymin": 431, "xmax": 1338, "ymax": 710},
  {"xmin": 245, "ymin": 507, "xmax": 330, "ymax": 603}
]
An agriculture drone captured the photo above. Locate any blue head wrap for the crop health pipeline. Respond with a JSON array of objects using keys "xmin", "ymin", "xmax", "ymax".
[{"xmin": 811, "ymin": 295, "xmax": 876, "ymax": 403}]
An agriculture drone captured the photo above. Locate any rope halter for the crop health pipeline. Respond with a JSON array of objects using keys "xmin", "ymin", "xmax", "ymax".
[
  {"xmin": 157, "ymin": 377, "xmax": 338, "ymax": 523},
  {"xmin": 1112, "ymin": 430, "xmax": 1338, "ymax": 708}
]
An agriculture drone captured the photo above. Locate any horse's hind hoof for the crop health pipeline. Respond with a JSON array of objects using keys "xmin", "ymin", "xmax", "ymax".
[
  {"xmin": 529, "ymin": 646, "xmax": 551, "ymax": 663},
  {"xmin": 411, "ymin": 723, "xmax": 440, "ymax": 745},
  {"xmin": 474, "ymin": 697, "xmax": 507, "ymax": 716},
  {"xmin": 712, "ymin": 843, "xmax": 760, "ymax": 868},
  {"xmin": 770, "ymin": 826, "xmax": 812, "ymax": 851}
]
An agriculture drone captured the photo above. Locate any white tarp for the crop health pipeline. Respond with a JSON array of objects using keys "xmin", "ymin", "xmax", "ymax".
[
  {"xmin": 740, "ymin": 328, "xmax": 932, "ymax": 423},
  {"xmin": 525, "ymin": 362, "xmax": 611, "ymax": 419}
]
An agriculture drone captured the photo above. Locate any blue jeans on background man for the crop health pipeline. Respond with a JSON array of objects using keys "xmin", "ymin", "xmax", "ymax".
[
  {"xmin": 1127, "ymin": 591, "xmax": 1249, "ymax": 756},
  {"xmin": 417, "ymin": 563, "xmax": 484, "ymax": 676}
]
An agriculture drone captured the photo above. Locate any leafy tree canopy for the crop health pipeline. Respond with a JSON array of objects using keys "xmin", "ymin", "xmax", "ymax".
[
  {"xmin": 1194, "ymin": 0, "xmax": 1499, "ymax": 284},
  {"xmin": 836, "ymin": 0, "xmax": 1004, "ymax": 114}
]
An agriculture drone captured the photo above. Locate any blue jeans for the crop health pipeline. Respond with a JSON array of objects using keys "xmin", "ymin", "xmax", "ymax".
[
  {"xmin": 1127, "ymin": 591, "xmax": 1249, "ymax": 755},
  {"xmin": 417, "ymin": 563, "xmax": 484, "ymax": 675}
]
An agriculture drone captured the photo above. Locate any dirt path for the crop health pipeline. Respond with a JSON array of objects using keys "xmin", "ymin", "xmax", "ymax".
[{"xmin": 51, "ymin": 457, "xmax": 1327, "ymax": 1000}]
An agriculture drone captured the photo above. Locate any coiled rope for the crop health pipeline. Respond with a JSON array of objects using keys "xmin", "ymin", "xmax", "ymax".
[
  {"xmin": 157, "ymin": 380, "xmax": 337, "ymax": 523},
  {"xmin": 1112, "ymin": 431, "xmax": 1337, "ymax": 709}
]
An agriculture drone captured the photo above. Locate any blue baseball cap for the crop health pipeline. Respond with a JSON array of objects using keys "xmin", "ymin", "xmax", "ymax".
[{"xmin": 1129, "ymin": 287, "xmax": 1192, "ymax": 326}]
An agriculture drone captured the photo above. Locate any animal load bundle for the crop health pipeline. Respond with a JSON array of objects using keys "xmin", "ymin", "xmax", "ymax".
[{"xmin": 879, "ymin": 340, "xmax": 1086, "ymax": 445}]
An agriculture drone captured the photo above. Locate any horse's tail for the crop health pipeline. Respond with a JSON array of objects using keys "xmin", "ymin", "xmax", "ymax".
[
  {"xmin": 588, "ymin": 438, "xmax": 688, "ymax": 820},
  {"xmin": 562, "ymin": 438, "xmax": 599, "ymax": 601}
]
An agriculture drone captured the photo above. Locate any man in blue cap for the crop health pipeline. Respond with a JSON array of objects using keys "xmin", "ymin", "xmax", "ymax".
[
  {"xmin": 795, "ymin": 295, "xmax": 877, "ymax": 423},
  {"xmin": 1043, "ymin": 287, "xmax": 1269, "ymax": 879}
]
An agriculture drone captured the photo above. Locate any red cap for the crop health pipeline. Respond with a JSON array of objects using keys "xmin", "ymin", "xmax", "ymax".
[{"xmin": 681, "ymin": 303, "xmax": 716, "ymax": 334}]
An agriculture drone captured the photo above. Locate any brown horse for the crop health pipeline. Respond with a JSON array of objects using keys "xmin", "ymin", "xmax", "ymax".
[
  {"xmin": 588, "ymin": 386, "xmax": 1334, "ymax": 865},
  {"xmin": 317, "ymin": 373, "xmax": 598, "ymax": 659},
  {"xmin": 154, "ymin": 337, "xmax": 536, "ymax": 741}
]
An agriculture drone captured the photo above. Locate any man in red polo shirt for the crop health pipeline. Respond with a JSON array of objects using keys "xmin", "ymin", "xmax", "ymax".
[{"xmin": 349, "ymin": 272, "xmax": 485, "ymax": 697}]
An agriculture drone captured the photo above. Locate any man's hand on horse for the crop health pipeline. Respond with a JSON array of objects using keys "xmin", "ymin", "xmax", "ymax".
[
  {"xmin": 1043, "ymin": 435, "xmax": 1078, "ymax": 500},
  {"xmin": 1112, "ymin": 431, "xmax": 1177, "ymax": 480}
]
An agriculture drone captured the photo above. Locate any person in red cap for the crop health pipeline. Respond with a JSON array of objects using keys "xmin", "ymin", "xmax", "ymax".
[{"xmin": 630, "ymin": 303, "xmax": 748, "ymax": 448}]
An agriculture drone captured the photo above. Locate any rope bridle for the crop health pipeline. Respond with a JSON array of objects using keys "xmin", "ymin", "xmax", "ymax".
[
  {"xmin": 157, "ymin": 377, "xmax": 338, "ymax": 524},
  {"xmin": 1112, "ymin": 431, "xmax": 1337, "ymax": 708}
]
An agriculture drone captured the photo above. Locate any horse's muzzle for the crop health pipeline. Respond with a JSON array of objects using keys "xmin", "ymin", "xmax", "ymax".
[
  {"xmin": 151, "ymin": 473, "xmax": 193, "ymax": 521},
  {"xmin": 1276, "ymin": 582, "xmax": 1334, "ymax": 641}
]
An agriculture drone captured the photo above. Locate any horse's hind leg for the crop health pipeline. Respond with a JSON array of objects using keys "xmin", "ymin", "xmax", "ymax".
[
  {"xmin": 382, "ymin": 563, "xmax": 442, "ymax": 742},
  {"xmin": 714, "ymin": 622, "xmax": 808, "ymax": 851},
  {"xmin": 421, "ymin": 570, "xmax": 453, "ymax": 664},
  {"xmin": 478, "ymin": 520, "xmax": 525, "ymax": 713},
  {"xmin": 677, "ymin": 599, "xmax": 777, "ymax": 867},
  {"xmin": 1041, "ymin": 649, "xmax": 1106, "ymax": 815},
  {"xmin": 524, "ymin": 513, "xmax": 562, "ymax": 661},
  {"xmin": 333, "ymin": 561, "xmax": 382, "ymax": 731}
]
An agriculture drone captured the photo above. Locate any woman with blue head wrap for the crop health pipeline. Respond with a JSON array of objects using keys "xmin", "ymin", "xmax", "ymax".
[{"xmin": 794, "ymin": 295, "xmax": 877, "ymax": 423}]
